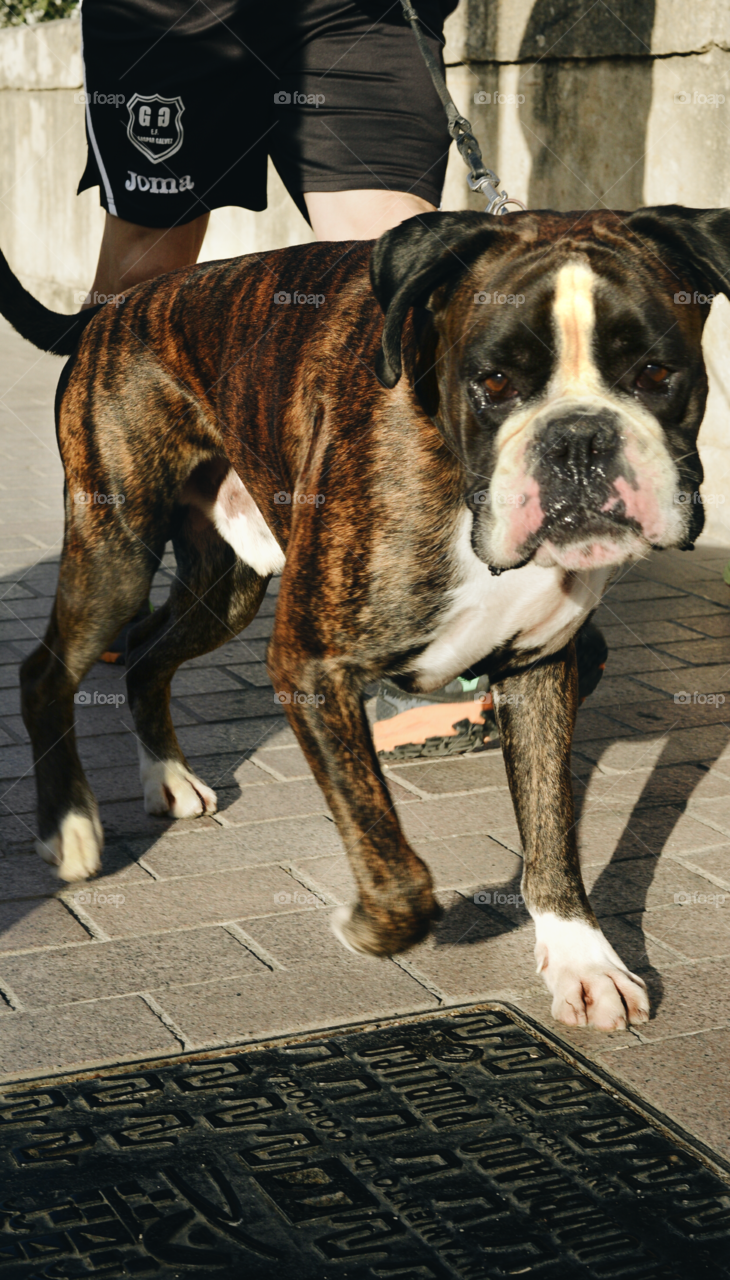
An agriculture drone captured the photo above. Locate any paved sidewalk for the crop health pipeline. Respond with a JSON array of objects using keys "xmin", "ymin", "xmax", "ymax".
[{"xmin": 1, "ymin": 317, "xmax": 730, "ymax": 1168}]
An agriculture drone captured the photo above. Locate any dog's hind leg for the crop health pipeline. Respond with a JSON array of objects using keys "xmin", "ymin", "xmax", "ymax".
[
  {"xmin": 21, "ymin": 526, "xmax": 160, "ymax": 881},
  {"xmin": 126, "ymin": 507, "xmax": 269, "ymax": 818}
]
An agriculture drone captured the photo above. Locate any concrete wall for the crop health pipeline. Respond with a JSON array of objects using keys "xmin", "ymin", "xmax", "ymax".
[
  {"xmin": 2, "ymin": 5, "xmax": 730, "ymax": 539},
  {"xmin": 440, "ymin": 1, "xmax": 730, "ymax": 541}
]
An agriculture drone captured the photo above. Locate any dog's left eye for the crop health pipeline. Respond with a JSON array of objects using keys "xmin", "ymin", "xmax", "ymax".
[
  {"xmin": 483, "ymin": 372, "xmax": 518, "ymax": 404},
  {"xmin": 635, "ymin": 363, "xmax": 669, "ymax": 392}
]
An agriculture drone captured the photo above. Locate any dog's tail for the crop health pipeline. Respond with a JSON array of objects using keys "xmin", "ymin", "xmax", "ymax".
[{"xmin": 0, "ymin": 245, "xmax": 102, "ymax": 356}]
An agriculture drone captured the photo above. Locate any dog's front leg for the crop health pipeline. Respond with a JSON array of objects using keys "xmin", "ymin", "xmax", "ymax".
[
  {"xmin": 268, "ymin": 649, "xmax": 439, "ymax": 957},
  {"xmin": 493, "ymin": 644, "xmax": 649, "ymax": 1030}
]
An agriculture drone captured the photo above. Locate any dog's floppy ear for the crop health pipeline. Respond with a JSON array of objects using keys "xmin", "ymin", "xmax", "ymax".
[
  {"xmin": 627, "ymin": 205, "xmax": 730, "ymax": 302},
  {"xmin": 370, "ymin": 211, "xmax": 501, "ymax": 388}
]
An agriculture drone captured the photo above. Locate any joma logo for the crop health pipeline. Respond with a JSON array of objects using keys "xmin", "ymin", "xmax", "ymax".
[{"xmin": 124, "ymin": 171, "xmax": 194, "ymax": 194}]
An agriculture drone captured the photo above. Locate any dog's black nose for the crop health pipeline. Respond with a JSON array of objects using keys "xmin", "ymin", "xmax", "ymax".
[{"xmin": 539, "ymin": 411, "xmax": 620, "ymax": 483}]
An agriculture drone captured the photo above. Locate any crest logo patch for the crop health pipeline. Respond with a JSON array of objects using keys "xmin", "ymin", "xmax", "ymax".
[{"xmin": 127, "ymin": 94, "xmax": 185, "ymax": 165}]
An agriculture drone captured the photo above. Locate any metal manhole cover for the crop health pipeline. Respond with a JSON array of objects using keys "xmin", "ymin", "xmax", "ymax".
[{"xmin": 0, "ymin": 1004, "xmax": 728, "ymax": 1280}]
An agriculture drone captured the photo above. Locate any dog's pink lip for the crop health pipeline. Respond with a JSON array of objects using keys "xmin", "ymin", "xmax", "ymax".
[
  {"xmin": 497, "ymin": 476, "xmax": 545, "ymax": 561},
  {"xmin": 601, "ymin": 474, "xmax": 666, "ymax": 542}
]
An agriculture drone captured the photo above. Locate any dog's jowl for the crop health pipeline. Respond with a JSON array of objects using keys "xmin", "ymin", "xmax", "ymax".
[{"xmin": 1, "ymin": 205, "xmax": 726, "ymax": 1030}]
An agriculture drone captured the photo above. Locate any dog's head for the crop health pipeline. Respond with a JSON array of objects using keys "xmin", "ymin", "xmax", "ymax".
[{"xmin": 371, "ymin": 206, "xmax": 729, "ymax": 572}]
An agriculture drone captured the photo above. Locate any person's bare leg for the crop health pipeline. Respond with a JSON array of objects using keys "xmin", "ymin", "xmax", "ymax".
[
  {"xmin": 304, "ymin": 190, "xmax": 436, "ymax": 241},
  {"xmin": 81, "ymin": 211, "xmax": 210, "ymax": 308}
]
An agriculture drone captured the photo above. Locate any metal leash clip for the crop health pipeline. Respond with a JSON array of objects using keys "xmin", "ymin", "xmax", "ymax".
[
  {"xmin": 399, "ymin": 0, "xmax": 527, "ymax": 217},
  {"xmin": 468, "ymin": 171, "xmax": 527, "ymax": 216},
  {"xmin": 454, "ymin": 117, "xmax": 527, "ymax": 215}
]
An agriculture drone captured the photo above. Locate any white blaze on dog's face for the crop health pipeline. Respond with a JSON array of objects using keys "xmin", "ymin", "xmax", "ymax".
[{"xmin": 461, "ymin": 254, "xmax": 702, "ymax": 572}]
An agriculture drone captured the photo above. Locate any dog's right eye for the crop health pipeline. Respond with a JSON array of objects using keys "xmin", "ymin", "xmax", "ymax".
[
  {"xmin": 483, "ymin": 373, "xmax": 518, "ymax": 404},
  {"xmin": 635, "ymin": 363, "xmax": 670, "ymax": 392}
]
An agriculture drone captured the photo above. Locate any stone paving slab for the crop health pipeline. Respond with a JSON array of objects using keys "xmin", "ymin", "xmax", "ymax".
[
  {"xmin": 627, "ymin": 904, "xmax": 730, "ymax": 960},
  {"xmin": 685, "ymin": 844, "xmax": 730, "ymax": 881},
  {"xmin": 2, "ymin": 316, "xmax": 730, "ymax": 1167},
  {"xmin": 595, "ymin": 1028, "xmax": 730, "ymax": 1164},
  {"xmin": 398, "ymin": 789, "xmax": 522, "ymax": 846},
  {"xmin": 61, "ymin": 865, "xmax": 325, "ymax": 938},
  {"xmin": 584, "ymin": 858, "xmax": 727, "ymax": 915},
  {"xmin": 596, "ymin": 594, "xmax": 729, "ymax": 623},
  {"xmin": 384, "ymin": 753, "xmax": 510, "ymax": 795},
  {"xmin": 155, "ymin": 954, "xmax": 437, "ymax": 1048},
  {"xmin": 0, "ymin": 899, "xmax": 90, "ymax": 952},
  {"xmin": 0, "ymin": 925, "xmax": 267, "ymax": 1008},
  {"xmin": 400, "ymin": 892, "xmax": 539, "ymax": 1000},
  {"xmin": 0, "ymin": 997, "xmax": 180, "ymax": 1078}
]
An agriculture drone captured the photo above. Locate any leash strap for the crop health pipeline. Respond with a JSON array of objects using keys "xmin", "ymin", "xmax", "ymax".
[{"xmin": 399, "ymin": 0, "xmax": 525, "ymax": 214}]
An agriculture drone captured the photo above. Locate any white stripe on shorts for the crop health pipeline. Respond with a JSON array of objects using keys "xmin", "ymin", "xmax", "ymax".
[{"xmin": 80, "ymin": 3, "xmax": 118, "ymax": 218}]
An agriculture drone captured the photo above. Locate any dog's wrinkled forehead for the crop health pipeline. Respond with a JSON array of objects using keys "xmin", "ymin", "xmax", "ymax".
[
  {"xmin": 371, "ymin": 206, "xmax": 727, "ymax": 390},
  {"xmin": 447, "ymin": 229, "xmax": 709, "ymax": 421},
  {"xmin": 461, "ymin": 233, "xmax": 689, "ymax": 360}
]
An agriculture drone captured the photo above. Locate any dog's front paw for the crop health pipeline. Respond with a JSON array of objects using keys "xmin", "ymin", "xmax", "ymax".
[
  {"xmin": 36, "ymin": 809, "xmax": 103, "ymax": 882},
  {"xmin": 331, "ymin": 900, "xmax": 439, "ymax": 957},
  {"xmin": 533, "ymin": 912, "xmax": 649, "ymax": 1031},
  {"xmin": 138, "ymin": 750, "xmax": 218, "ymax": 818}
]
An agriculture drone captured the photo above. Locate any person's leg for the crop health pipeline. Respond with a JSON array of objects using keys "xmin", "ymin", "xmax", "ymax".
[
  {"xmin": 304, "ymin": 190, "xmax": 436, "ymax": 241},
  {"xmin": 81, "ymin": 211, "xmax": 210, "ymax": 308}
]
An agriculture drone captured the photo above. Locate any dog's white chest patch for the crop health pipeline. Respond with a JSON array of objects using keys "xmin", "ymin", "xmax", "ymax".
[{"xmin": 411, "ymin": 511, "xmax": 611, "ymax": 689}]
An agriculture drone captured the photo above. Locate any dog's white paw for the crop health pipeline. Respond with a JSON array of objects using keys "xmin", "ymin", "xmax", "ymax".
[
  {"xmin": 533, "ymin": 912, "xmax": 650, "ymax": 1031},
  {"xmin": 331, "ymin": 905, "xmax": 368, "ymax": 955},
  {"xmin": 138, "ymin": 748, "xmax": 217, "ymax": 818},
  {"xmin": 36, "ymin": 810, "xmax": 103, "ymax": 882}
]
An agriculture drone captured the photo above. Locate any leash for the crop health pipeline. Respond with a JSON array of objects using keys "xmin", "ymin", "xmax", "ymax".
[{"xmin": 399, "ymin": 0, "xmax": 526, "ymax": 215}]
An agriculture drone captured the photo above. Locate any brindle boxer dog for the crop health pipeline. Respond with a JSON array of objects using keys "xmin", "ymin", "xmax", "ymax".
[{"xmin": 0, "ymin": 206, "xmax": 726, "ymax": 1031}]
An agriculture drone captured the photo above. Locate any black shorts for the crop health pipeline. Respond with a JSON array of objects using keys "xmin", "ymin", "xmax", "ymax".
[{"xmin": 78, "ymin": 0, "xmax": 457, "ymax": 228}]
